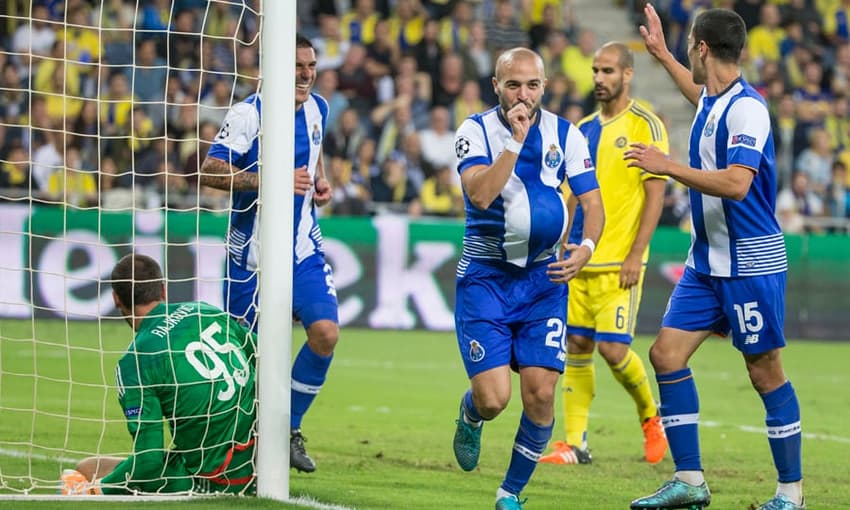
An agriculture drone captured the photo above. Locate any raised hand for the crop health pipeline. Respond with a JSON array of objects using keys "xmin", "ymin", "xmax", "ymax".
[
  {"xmin": 639, "ymin": 3, "xmax": 669, "ymax": 60},
  {"xmin": 623, "ymin": 143, "xmax": 671, "ymax": 175}
]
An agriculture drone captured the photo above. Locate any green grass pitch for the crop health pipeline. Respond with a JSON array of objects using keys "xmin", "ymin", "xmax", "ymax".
[{"xmin": 0, "ymin": 321, "xmax": 848, "ymax": 509}]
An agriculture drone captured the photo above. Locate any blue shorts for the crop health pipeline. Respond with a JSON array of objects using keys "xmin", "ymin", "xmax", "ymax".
[
  {"xmin": 662, "ymin": 266, "xmax": 786, "ymax": 355},
  {"xmin": 225, "ymin": 254, "xmax": 339, "ymax": 332},
  {"xmin": 455, "ymin": 259, "xmax": 568, "ymax": 378}
]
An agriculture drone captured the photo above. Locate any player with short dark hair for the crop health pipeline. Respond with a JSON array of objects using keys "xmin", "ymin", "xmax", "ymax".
[
  {"xmin": 200, "ymin": 34, "xmax": 337, "ymax": 473},
  {"xmin": 627, "ymin": 6, "xmax": 804, "ymax": 510},
  {"xmin": 451, "ymin": 46, "xmax": 604, "ymax": 510},
  {"xmin": 61, "ymin": 254, "xmax": 256, "ymax": 495}
]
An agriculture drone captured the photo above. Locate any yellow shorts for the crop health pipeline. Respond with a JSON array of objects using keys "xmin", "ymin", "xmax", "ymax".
[{"xmin": 567, "ymin": 269, "xmax": 645, "ymax": 343}]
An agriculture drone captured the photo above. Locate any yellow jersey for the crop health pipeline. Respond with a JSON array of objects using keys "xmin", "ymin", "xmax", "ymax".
[{"xmin": 570, "ymin": 100, "xmax": 669, "ymax": 271}]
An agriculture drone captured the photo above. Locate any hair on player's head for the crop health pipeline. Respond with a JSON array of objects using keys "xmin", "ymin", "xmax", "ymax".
[{"xmin": 111, "ymin": 253, "xmax": 164, "ymax": 309}]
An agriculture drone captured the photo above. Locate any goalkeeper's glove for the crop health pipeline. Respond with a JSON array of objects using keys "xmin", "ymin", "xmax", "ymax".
[{"xmin": 60, "ymin": 469, "xmax": 102, "ymax": 495}]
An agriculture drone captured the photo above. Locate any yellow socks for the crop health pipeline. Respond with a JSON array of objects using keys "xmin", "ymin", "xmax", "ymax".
[
  {"xmin": 609, "ymin": 349, "xmax": 657, "ymax": 422},
  {"xmin": 563, "ymin": 352, "xmax": 595, "ymax": 448}
]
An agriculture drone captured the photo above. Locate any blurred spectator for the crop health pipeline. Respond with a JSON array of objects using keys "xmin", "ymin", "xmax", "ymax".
[
  {"xmin": 419, "ymin": 105, "xmax": 456, "ymax": 172},
  {"xmin": 234, "ymin": 45, "xmax": 260, "ymax": 100},
  {"xmin": 352, "ymin": 138, "xmax": 381, "ymax": 184},
  {"xmin": 328, "ymin": 155, "xmax": 370, "ymax": 216},
  {"xmin": 169, "ymin": 9, "xmax": 201, "ymax": 71},
  {"xmin": 824, "ymin": 95, "xmax": 850, "ymax": 152},
  {"xmin": 316, "ymin": 69, "xmax": 350, "ymax": 129},
  {"xmin": 432, "ymin": 52, "xmax": 465, "ymax": 107},
  {"xmin": 795, "ymin": 127, "xmax": 834, "ymax": 196},
  {"xmin": 370, "ymin": 154, "xmax": 420, "ymax": 212},
  {"xmin": 313, "ymin": 14, "xmax": 351, "ymax": 72},
  {"xmin": 31, "ymin": 130, "xmax": 63, "ymax": 191},
  {"xmin": 336, "ymin": 44, "xmax": 377, "ymax": 118},
  {"xmin": 12, "ymin": 4, "xmax": 56, "ymax": 57},
  {"xmin": 70, "ymin": 100, "xmax": 100, "ymax": 171},
  {"xmin": 526, "ymin": 2, "xmax": 576, "ymax": 50},
  {"xmin": 45, "ymin": 144, "xmax": 96, "ymax": 207},
  {"xmin": 419, "ymin": 164, "xmax": 463, "ymax": 217},
  {"xmin": 1, "ymin": 62, "xmax": 28, "ymax": 124},
  {"xmin": 325, "ymin": 107, "xmax": 367, "ymax": 161},
  {"xmin": 829, "ymin": 43, "xmax": 850, "ymax": 96},
  {"xmin": 780, "ymin": 0, "xmax": 822, "ymax": 44},
  {"xmin": 451, "ymin": 79, "xmax": 487, "ymax": 130},
  {"xmin": 371, "ymin": 73, "xmax": 430, "ymax": 131},
  {"xmin": 771, "ymin": 93, "xmax": 802, "ymax": 190},
  {"xmin": 34, "ymin": 44, "xmax": 83, "ymax": 123},
  {"xmin": 100, "ymin": 71, "xmax": 134, "ymax": 137},
  {"xmin": 464, "ymin": 21, "xmax": 493, "ymax": 84},
  {"xmin": 376, "ymin": 100, "xmax": 416, "ymax": 163},
  {"xmin": 821, "ymin": 0, "xmax": 850, "ymax": 45},
  {"xmin": 776, "ymin": 171, "xmax": 824, "ymax": 233},
  {"xmin": 825, "ymin": 160, "xmax": 850, "ymax": 222},
  {"xmin": 396, "ymin": 131, "xmax": 433, "ymax": 190},
  {"xmin": 387, "ymin": 0, "xmax": 427, "ymax": 53},
  {"xmin": 438, "ymin": 0, "xmax": 474, "ymax": 52},
  {"xmin": 561, "ymin": 29, "xmax": 597, "ymax": 106},
  {"xmin": 747, "ymin": 3, "xmax": 784, "ymax": 68},
  {"xmin": 198, "ymin": 78, "xmax": 233, "ymax": 127},
  {"xmin": 0, "ymin": 145, "xmax": 31, "ymax": 190},
  {"xmin": 412, "ymin": 18, "xmax": 444, "ymax": 84},
  {"xmin": 366, "ymin": 19, "xmax": 400, "ymax": 102},
  {"xmin": 133, "ymin": 39, "xmax": 169, "ymax": 110},
  {"xmin": 485, "ymin": 0, "xmax": 531, "ymax": 57},
  {"xmin": 340, "ymin": 0, "xmax": 381, "ymax": 45}
]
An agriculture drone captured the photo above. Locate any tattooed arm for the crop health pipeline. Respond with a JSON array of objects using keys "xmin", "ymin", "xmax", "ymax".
[{"xmin": 200, "ymin": 156, "xmax": 258, "ymax": 192}]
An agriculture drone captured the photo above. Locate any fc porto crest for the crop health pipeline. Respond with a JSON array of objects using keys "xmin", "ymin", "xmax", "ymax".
[
  {"xmin": 311, "ymin": 124, "xmax": 321, "ymax": 145},
  {"xmin": 468, "ymin": 340, "xmax": 486, "ymax": 363},
  {"xmin": 544, "ymin": 144, "xmax": 562, "ymax": 168},
  {"xmin": 703, "ymin": 114, "xmax": 716, "ymax": 137}
]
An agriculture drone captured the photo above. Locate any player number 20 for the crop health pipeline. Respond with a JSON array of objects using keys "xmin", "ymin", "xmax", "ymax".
[
  {"xmin": 544, "ymin": 318, "xmax": 566, "ymax": 351},
  {"xmin": 186, "ymin": 322, "xmax": 251, "ymax": 402},
  {"xmin": 732, "ymin": 301, "xmax": 764, "ymax": 334}
]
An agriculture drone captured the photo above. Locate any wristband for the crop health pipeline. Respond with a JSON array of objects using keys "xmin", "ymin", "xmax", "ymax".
[
  {"xmin": 580, "ymin": 238, "xmax": 596, "ymax": 256},
  {"xmin": 504, "ymin": 138, "xmax": 523, "ymax": 154}
]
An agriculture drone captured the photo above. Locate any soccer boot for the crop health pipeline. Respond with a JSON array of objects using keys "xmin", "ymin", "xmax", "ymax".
[
  {"xmin": 538, "ymin": 440, "xmax": 592, "ymax": 465},
  {"xmin": 495, "ymin": 494, "xmax": 526, "ymax": 510},
  {"xmin": 452, "ymin": 405, "xmax": 482, "ymax": 471},
  {"xmin": 757, "ymin": 495, "xmax": 806, "ymax": 510},
  {"xmin": 642, "ymin": 415, "xmax": 668, "ymax": 464},
  {"xmin": 630, "ymin": 479, "xmax": 711, "ymax": 509},
  {"xmin": 290, "ymin": 429, "xmax": 316, "ymax": 473},
  {"xmin": 59, "ymin": 469, "xmax": 101, "ymax": 495}
]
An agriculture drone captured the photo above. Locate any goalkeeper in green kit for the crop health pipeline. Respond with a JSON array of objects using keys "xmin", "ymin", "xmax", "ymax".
[{"xmin": 61, "ymin": 254, "xmax": 257, "ymax": 495}]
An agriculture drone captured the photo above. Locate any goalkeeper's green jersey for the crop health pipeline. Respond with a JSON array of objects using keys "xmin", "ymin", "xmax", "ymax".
[{"xmin": 101, "ymin": 301, "xmax": 256, "ymax": 494}]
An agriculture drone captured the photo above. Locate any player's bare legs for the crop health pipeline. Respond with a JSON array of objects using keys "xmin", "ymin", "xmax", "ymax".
[
  {"xmin": 306, "ymin": 319, "xmax": 339, "ymax": 357},
  {"xmin": 470, "ymin": 366, "xmax": 513, "ymax": 419},
  {"xmin": 453, "ymin": 366, "xmax": 512, "ymax": 472}
]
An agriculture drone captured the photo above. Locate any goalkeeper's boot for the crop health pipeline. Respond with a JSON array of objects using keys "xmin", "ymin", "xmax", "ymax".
[
  {"xmin": 642, "ymin": 415, "xmax": 668, "ymax": 464},
  {"xmin": 60, "ymin": 469, "xmax": 101, "ymax": 495},
  {"xmin": 453, "ymin": 405, "xmax": 483, "ymax": 471},
  {"xmin": 630, "ymin": 479, "xmax": 711, "ymax": 509},
  {"xmin": 538, "ymin": 441, "xmax": 592, "ymax": 465},
  {"xmin": 757, "ymin": 495, "xmax": 806, "ymax": 510},
  {"xmin": 495, "ymin": 494, "xmax": 526, "ymax": 510},
  {"xmin": 290, "ymin": 429, "xmax": 316, "ymax": 473}
]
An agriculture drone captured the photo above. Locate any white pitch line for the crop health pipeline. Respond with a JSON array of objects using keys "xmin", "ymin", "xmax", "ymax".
[
  {"xmin": 288, "ymin": 495, "xmax": 355, "ymax": 510},
  {"xmin": 0, "ymin": 447, "xmax": 79, "ymax": 464}
]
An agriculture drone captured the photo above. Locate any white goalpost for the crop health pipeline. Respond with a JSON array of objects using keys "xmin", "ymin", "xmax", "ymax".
[{"xmin": 0, "ymin": 0, "xmax": 295, "ymax": 502}]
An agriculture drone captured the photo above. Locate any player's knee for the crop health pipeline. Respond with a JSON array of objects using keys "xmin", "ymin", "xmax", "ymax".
[
  {"xmin": 648, "ymin": 342, "xmax": 680, "ymax": 372},
  {"xmin": 474, "ymin": 392, "xmax": 510, "ymax": 419},
  {"xmin": 306, "ymin": 321, "xmax": 339, "ymax": 356},
  {"xmin": 567, "ymin": 334, "xmax": 595, "ymax": 354}
]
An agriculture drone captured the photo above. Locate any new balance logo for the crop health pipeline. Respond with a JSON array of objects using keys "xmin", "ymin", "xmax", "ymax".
[{"xmin": 744, "ymin": 334, "xmax": 760, "ymax": 345}]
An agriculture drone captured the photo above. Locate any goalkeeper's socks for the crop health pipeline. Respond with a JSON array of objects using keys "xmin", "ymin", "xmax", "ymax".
[
  {"xmin": 500, "ymin": 412, "xmax": 552, "ymax": 496},
  {"xmin": 291, "ymin": 343, "xmax": 333, "ymax": 429},
  {"xmin": 761, "ymin": 381, "xmax": 802, "ymax": 483},
  {"xmin": 657, "ymin": 368, "xmax": 702, "ymax": 471}
]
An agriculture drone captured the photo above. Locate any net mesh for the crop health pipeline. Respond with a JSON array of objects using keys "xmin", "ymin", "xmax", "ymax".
[{"xmin": 0, "ymin": 0, "xmax": 260, "ymax": 495}]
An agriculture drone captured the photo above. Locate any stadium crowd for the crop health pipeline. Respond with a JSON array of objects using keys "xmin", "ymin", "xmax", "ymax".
[{"xmin": 0, "ymin": 0, "xmax": 848, "ymax": 232}]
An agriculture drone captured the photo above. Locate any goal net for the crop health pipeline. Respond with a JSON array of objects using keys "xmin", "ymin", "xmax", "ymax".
[{"xmin": 0, "ymin": 0, "xmax": 284, "ymax": 498}]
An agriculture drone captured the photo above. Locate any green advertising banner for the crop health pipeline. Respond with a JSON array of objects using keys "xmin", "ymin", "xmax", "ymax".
[{"xmin": 0, "ymin": 204, "xmax": 846, "ymax": 340}]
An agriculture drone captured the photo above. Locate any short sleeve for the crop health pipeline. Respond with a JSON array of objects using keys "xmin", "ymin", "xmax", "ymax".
[
  {"xmin": 455, "ymin": 118, "xmax": 490, "ymax": 174},
  {"xmin": 564, "ymin": 124, "xmax": 599, "ymax": 196},
  {"xmin": 726, "ymin": 96, "xmax": 770, "ymax": 172},
  {"xmin": 209, "ymin": 102, "xmax": 260, "ymax": 160}
]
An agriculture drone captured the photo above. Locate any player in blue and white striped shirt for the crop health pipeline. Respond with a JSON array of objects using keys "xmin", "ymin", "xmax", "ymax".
[
  {"xmin": 627, "ymin": 6, "xmax": 804, "ymax": 510},
  {"xmin": 450, "ymin": 47, "xmax": 604, "ymax": 510},
  {"xmin": 201, "ymin": 35, "xmax": 337, "ymax": 475}
]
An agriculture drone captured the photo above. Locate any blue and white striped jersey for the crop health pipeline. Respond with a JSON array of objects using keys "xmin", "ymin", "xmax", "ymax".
[
  {"xmin": 207, "ymin": 92, "xmax": 329, "ymax": 271},
  {"xmin": 687, "ymin": 78, "xmax": 787, "ymax": 277},
  {"xmin": 455, "ymin": 107, "xmax": 599, "ymax": 269}
]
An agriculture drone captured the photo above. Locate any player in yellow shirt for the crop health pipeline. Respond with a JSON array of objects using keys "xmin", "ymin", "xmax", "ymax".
[{"xmin": 540, "ymin": 42, "xmax": 669, "ymax": 466}]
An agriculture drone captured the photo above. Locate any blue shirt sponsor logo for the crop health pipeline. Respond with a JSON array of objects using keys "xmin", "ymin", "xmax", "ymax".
[{"xmin": 124, "ymin": 407, "xmax": 141, "ymax": 418}]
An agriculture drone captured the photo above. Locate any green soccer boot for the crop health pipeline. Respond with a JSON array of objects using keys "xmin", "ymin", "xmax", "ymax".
[
  {"xmin": 630, "ymin": 479, "xmax": 711, "ymax": 509},
  {"xmin": 452, "ymin": 405, "xmax": 482, "ymax": 471},
  {"xmin": 758, "ymin": 494, "xmax": 806, "ymax": 510}
]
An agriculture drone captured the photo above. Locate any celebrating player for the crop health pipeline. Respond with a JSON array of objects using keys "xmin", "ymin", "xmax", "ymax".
[
  {"xmin": 451, "ymin": 47, "xmax": 604, "ymax": 510},
  {"xmin": 200, "ymin": 34, "xmax": 337, "ymax": 473},
  {"xmin": 627, "ymin": 5, "xmax": 804, "ymax": 510},
  {"xmin": 540, "ymin": 41, "xmax": 669, "ymax": 466},
  {"xmin": 61, "ymin": 254, "xmax": 256, "ymax": 495}
]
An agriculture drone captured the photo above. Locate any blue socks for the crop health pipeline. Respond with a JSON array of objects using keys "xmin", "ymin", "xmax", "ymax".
[
  {"xmin": 761, "ymin": 381, "xmax": 802, "ymax": 482},
  {"xmin": 462, "ymin": 389, "xmax": 483, "ymax": 423},
  {"xmin": 657, "ymin": 368, "xmax": 702, "ymax": 472},
  {"xmin": 500, "ymin": 412, "xmax": 553, "ymax": 496},
  {"xmin": 291, "ymin": 343, "xmax": 333, "ymax": 429}
]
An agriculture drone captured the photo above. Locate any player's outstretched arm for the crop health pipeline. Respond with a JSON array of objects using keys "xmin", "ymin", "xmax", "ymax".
[{"xmin": 639, "ymin": 3, "xmax": 702, "ymax": 106}]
